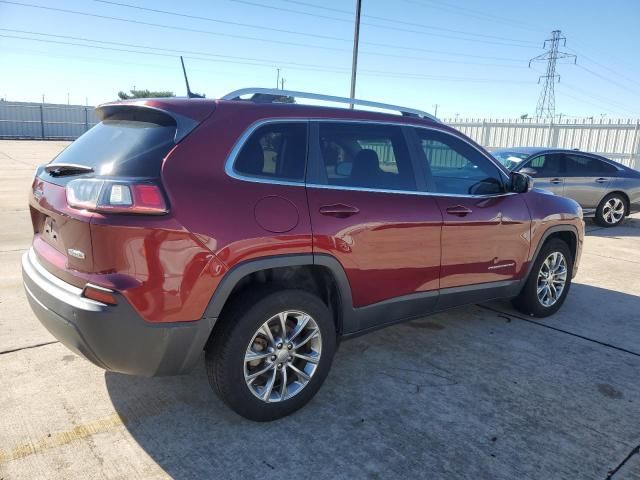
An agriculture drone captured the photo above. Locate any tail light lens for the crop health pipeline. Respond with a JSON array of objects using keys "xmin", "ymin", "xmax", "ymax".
[{"xmin": 66, "ymin": 179, "xmax": 168, "ymax": 214}]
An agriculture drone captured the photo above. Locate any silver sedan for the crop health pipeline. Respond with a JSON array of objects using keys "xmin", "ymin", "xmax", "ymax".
[{"xmin": 493, "ymin": 147, "xmax": 640, "ymax": 227}]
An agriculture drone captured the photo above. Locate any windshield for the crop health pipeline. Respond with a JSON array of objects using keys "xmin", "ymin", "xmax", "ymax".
[{"xmin": 492, "ymin": 151, "xmax": 530, "ymax": 170}]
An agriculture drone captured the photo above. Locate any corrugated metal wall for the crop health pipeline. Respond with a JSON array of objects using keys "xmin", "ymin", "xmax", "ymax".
[
  {"xmin": 445, "ymin": 117, "xmax": 640, "ymax": 170},
  {"xmin": 0, "ymin": 101, "xmax": 99, "ymax": 139}
]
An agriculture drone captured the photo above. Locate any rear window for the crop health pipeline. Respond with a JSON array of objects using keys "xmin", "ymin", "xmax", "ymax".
[
  {"xmin": 233, "ymin": 122, "xmax": 307, "ymax": 182},
  {"xmin": 48, "ymin": 109, "xmax": 176, "ymax": 178}
]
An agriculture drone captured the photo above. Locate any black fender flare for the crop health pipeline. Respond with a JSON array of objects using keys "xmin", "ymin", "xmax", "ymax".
[
  {"xmin": 524, "ymin": 224, "xmax": 581, "ymax": 282},
  {"xmin": 203, "ymin": 253, "xmax": 356, "ymax": 333}
]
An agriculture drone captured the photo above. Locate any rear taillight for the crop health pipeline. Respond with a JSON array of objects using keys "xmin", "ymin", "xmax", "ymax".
[{"xmin": 66, "ymin": 179, "xmax": 168, "ymax": 215}]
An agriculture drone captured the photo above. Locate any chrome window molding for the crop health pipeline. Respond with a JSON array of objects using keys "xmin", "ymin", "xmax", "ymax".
[{"xmin": 224, "ymin": 117, "xmax": 514, "ymax": 199}]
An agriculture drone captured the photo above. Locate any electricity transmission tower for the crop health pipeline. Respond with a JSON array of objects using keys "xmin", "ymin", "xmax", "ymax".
[{"xmin": 529, "ymin": 30, "xmax": 576, "ymax": 120}]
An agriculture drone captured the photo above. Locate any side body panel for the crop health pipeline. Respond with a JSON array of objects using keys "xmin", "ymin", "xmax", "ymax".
[
  {"xmin": 306, "ymin": 187, "xmax": 442, "ymax": 308},
  {"xmin": 162, "ymin": 103, "xmax": 314, "ymax": 271},
  {"xmin": 435, "ymin": 194, "xmax": 531, "ymax": 288}
]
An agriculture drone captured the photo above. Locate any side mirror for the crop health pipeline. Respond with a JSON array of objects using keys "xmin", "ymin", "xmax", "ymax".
[
  {"xmin": 511, "ymin": 171, "xmax": 533, "ymax": 193},
  {"xmin": 520, "ymin": 167, "xmax": 537, "ymax": 176}
]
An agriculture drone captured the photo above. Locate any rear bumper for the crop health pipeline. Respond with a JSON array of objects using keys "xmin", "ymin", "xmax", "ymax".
[{"xmin": 22, "ymin": 248, "xmax": 214, "ymax": 376}]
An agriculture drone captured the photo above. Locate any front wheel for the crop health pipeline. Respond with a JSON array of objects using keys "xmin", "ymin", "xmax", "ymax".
[
  {"xmin": 512, "ymin": 238, "xmax": 573, "ymax": 317},
  {"xmin": 595, "ymin": 193, "xmax": 626, "ymax": 227},
  {"xmin": 205, "ymin": 289, "xmax": 336, "ymax": 421}
]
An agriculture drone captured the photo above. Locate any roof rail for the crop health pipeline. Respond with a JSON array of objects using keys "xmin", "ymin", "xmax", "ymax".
[{"xmin": 221, "ymin": 88, "xmax": 439, "ymax": 122}]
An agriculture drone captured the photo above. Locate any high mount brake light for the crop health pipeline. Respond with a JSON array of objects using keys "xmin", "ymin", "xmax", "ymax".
[{"xmin": 66, "ymin": 179, "xmax": 168, "ymax": 215}]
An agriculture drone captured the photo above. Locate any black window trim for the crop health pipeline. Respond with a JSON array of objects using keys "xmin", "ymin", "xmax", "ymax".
[
  {"xmin": 562, "ymin": 153, "xmax": 620, "ymax": 176},
  {"xmin": 517, "ymin": 150, "xmax": 623, "ymax": 175},
  {"xmin": 226, "ymin": 117, "xmax": 515, "ymax": 199}
]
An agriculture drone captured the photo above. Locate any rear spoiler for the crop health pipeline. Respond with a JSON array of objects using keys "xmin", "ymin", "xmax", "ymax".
[{"xmin": 96, "ymin": 104, "xmax": 200, "ymax": 143}]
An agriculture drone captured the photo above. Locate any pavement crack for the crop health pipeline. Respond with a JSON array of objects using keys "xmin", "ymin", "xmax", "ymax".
[
  {"xmin": 479, "ymin": 305, "xmax": 640, "ymax": 358},
  {"xmin": 605, "ymin": 444, "xmax": 640, "ymax": 479},
  {"xmin": 0, "ymin": 341, "xmax": 59, "ymax": 356}
]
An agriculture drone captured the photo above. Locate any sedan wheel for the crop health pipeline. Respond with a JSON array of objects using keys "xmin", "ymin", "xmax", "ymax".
[
  {"xmin": 596, "ymin": 193, "xmax": 626, "ymax": 227},
  {"xmin": 602, "ymin": 197, "xmax": 625, "ymax": 225}
]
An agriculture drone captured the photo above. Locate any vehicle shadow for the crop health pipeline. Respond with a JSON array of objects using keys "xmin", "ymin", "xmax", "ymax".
[
  {"xmin": 104, "ymin": 283, "xmax": 640, "ymax": 479},
  {"xmin": 585, "ymin": 214, "xmax": 640, "ymax": 237}
]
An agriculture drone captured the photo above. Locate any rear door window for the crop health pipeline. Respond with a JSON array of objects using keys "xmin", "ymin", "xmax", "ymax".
[
  {"xmin": 47, "ymin": 109, "xmax": 177, "ymax": 182},
  {"xmin": 313, "ymin": 122, "xmax": 416, "ymax": 192},
  {"xmin": 233, "ymin": 122, "xmax": 307, "ymax": 182},
  {"xmin": 564, "ymin": 154, "xmax": 617, "ymax": 176}
]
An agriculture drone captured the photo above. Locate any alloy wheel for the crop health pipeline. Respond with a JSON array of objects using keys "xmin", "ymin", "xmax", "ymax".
[
  {"xmin": 536, "ymin": 252, "xmax": 568, "ymax": 307},
  {"xmin": 602, "ymin": 197, "xmax": 625, "ymax": 224},
  {"xmin": 244, "ymin": 310, "xmax": 322, "ymax": 403}
]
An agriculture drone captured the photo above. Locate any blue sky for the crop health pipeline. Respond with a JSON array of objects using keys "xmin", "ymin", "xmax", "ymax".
[{"xmin": 1, "ymin": 0, "xmax": 639, "ymax": 119}]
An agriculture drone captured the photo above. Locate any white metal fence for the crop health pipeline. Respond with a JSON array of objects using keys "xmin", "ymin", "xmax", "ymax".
[
  {"xmin": 444, "ymin": 118, "xmax": 640, "ymax": 170},
  {"xmin": 0, "ymin": 101, "xmax": 99, "ymax": 139}
]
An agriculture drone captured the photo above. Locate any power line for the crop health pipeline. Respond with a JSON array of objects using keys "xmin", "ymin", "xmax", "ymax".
[
  {"xmin": 228, "ymin": 0, "xmax": 540, "ymax": 48},
  {"xmin": 399, "ymin": 0, "xmax": 540, "ymax": 33},
  {"xmin": 529, "ymin": 30, "xmax": 576, "ymax": 119},
  {"xmin": 568, "ymin": 42, "xmax": 640, "ymax": 85},
  {"xmin": 0, "ymin": 0, "xmax": 347, "ymax": 52},
  {"xmin": 0, "ymin": 33, "xmax": 349, "ymax": 72},
  {"xmin": 0, "ymin": 1, "xmax": 528, "ymax": 63},
  {"xmin": 555, "ymin": 86, "xmax": 635, "ymax": 118},
  {"xmin": 0, "ymin": 33, "xmax": 534, "ymax": 84},
  {"xmin": 560, "ymin": 81, "xmax": 639, "ymax": 116},
  {"xmin": 0, "ymin": 28, "xmax": 527, "ymax": 70},
  {"xmin": 92, "ymin": 0, "xmax": 346, "ymax": 42},
  {"xmin": 569, "ymin": 47, "xmax": 640, "ymax": 90},
  {"xmin": 574, "ymin": 64, "xmax": 640, "ymax": 97},
  {"xmin": 280, "ymin": 0, "xmax": 539, "ymax": 45}
]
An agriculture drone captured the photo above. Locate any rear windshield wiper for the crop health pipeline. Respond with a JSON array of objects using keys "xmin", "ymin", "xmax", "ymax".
[{"xmin": 44, "ymin": 163, "xmax": 94, "ymax": 177}]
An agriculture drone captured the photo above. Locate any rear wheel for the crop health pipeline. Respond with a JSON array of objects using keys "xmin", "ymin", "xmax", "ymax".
[
  {"xmin": 512, "ymin": 238, "xmax": 573, "ymax": 317},
  {"xmin": 595, "ymin": 193, "xmax": 626, "ymax": 227},
  {"xmin": 206, "ymin": 289, "xmax": 336, "ymax": 421}
]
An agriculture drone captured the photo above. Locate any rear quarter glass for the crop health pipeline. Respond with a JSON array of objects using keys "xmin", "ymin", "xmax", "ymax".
[{"xmin": 44, "ymin": 109, "xmax": 177, "ymax": 184}]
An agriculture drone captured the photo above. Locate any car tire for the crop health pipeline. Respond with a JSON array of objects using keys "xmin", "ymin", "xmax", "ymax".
[
  {"xmin": 205, "ymin": 288, "xmax": 336, "ymax": 422},
  {"xmin": 595, "ymin": 193, "xmax": 627, "ymax": 227},
  {"xmin": 512, "ymin": 238, "xmax": 573, "ymax": 318}
]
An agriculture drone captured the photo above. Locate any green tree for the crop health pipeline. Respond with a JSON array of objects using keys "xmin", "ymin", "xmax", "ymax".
[{"xmin": 117, "ymin": 89, "xmax": 175, "ymax": 100}]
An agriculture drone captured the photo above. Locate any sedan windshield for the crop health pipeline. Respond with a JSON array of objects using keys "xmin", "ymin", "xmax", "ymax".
[{"xmin": 492, "ymin": 151, "xmax": 530, "ymax": 170}]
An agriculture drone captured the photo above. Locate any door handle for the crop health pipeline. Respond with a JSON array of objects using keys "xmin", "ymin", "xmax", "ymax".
[
  {"xmin": 319, "ymin": 204, "xmax": 360, "ymax": 218},
  {"xmin": 446, "ymin": 205, "xmax": 472, "ymax": 217},
  {"xmin": 550, "ymin": 178, "xmax": 563, "ymax": 184},
  {"xmin": 595, "ymin": 177, "xmax": 608, "ymax": 184}
]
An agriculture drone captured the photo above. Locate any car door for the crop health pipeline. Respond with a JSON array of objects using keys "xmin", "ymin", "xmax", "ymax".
[
  {"xmin": 562, "ymin": 154, "xmax": 617, "ymax": 211},
  {"xmin": 411, "ymin": 127, "xmax": 531, "ymax": 294},
  {"xmin": 305, "ymin": 121, "xmax": 442, "ymax": 330},
  {"xmin": 520, "ymin": 153, "xmax": 565, "ymax": 195}
]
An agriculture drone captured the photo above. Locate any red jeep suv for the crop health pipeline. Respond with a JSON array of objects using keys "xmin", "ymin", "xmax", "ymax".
[{"xmin": 23, "ymin": 88, "xmax": 584, "ymax": 421}]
